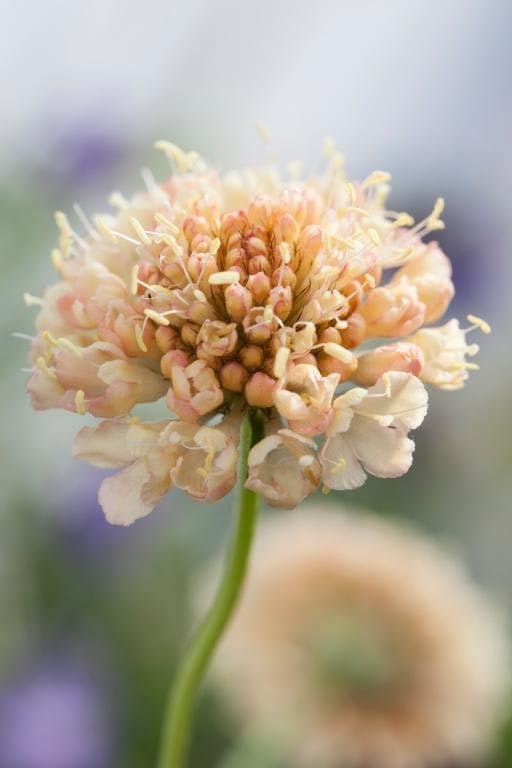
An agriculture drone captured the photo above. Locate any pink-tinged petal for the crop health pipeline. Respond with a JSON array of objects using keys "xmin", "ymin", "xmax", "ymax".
[
  {"xmin": 320, "ymin": 434, "xmax": 367, "ymax": 490},
  {"xmin": 73, "ymin": 420, "xmax": 168, "ymax": 468},
  {"xmin": 348, "ymin": 415, "xmax": 415, "ymax": 478},
  {"xmin": 98, "ymin": 459, "xmax": 161, "ymax": 526},
  {"xmin": 354, "ymin": 343, "xmax": 424, "ymax": 387},
  {"xmin": 359, "ymin": 280, "xmax": 426, "ymax": 338}
]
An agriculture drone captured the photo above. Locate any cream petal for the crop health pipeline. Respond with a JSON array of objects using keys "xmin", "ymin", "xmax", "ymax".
[
  {"xmin": 357, "ymin": 372, "xmax": 428, "ymax": 430},
  {"xmin": 320, "ymin": 434, "xmax": 367, "ymax": 490},
  {"xmin": 348, "ymin": 416, "xmax": 415, "ymax": 478}
]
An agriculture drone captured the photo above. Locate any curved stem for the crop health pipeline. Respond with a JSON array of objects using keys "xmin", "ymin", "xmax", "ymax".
[{"xmin": 157, "ymin": 409, "xmax": 264, "ymax": 768}]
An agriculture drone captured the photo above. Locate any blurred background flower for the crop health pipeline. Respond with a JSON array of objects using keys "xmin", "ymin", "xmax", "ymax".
[
  {"xmin": 0, "ymin": 652, "xmax": 114, "ymax": 768},
  {"xmin": 1, "ymin": 0, "xmax": 511, "ymax": 764},
  {"xmin": 211, "ymin": 508, "xmax": 510, "ymax": 768}
]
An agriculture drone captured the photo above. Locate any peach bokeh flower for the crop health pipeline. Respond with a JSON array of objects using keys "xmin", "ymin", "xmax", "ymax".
[
  {"xmin": 212, "ymin": 509, "xmax": 510, "ymax": 768},
  {"xmin": 24, "ymin": 141, "xmax": 488, "ymax": 522}
]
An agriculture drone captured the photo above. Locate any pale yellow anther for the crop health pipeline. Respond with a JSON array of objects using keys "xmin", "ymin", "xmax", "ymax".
[
  {"xmin": 394, "ymin": 213, "xmax": 415, "ymax": 228},
  {"xmin": 208, "ymin": 271, "xmax": 240, "ymax": 286},
  {"xmin": 108, "ymin": 191, "xmax": 128, "ymax": 208},
  {"xmin": 273, "ymin": 347, "xmax": 290, "ymax": 378},
  {"xmin": 130, "ymin": 217, "xmax": 151, "ymax": 246},
  {"xmin": 330, "ymin": 457, "xmax": 347, "ymax": 476},
  {"xmin": 361, "ymin": 170, "xmax": 392, "ymax": 189},
  {"xmin": 94, "ymin": 216, "xmax": 118, "ymax": 242},
  {"xmin": 323, "ymin": 342, "xmax": 354, "ymax": 364},
  {"xmin": 299, "ymin": 454, "xmax": 315, "ymax": 469},
  {"xmin": 256, "ymin": 121, "xmax": 271, "ymax": 145},
  {"xmin": 135, "ymin": 324, "xmax": 148, "ymax": 353},
  {"xmin": 263, "ymin": 305, "xmax": 274, "ymax": 323},
  {"xmin": 42, "ymin": 330, "xmax": 58, "ymax": 346},
  {"xmin": 335, "ymin": 319, "xmax": 349, "ymax": 330},
  {"xmin": 431, "ymin": 197, "xmax": 445, "ymax": 219},
  {"xmin": 160, "ymin": 234, "xmax": 183, "ymax": 256},
  {"xmin": 345, "ymin": 182, "xmax": 356, "ymax": 205},
  {"xmin": 36, "ymin": 356, "xmax": 57, "ymax": 380},
  {"xmin": 335, "ymin": 236, "xmax": 358, "ymax": 250},
  {"xmin": 345, "ymin": 206, "xmax": 370, "ymax": 218},
  {"xmin": 55, "ymin": 211, "xmax": 73, "ymax": 256},
  {"xmin": 74, "ymin": 390, "xmax": 86, "ymax": 415},
  {"xmin": 210, "ymin": 237, "xmax": 221, "ymax": 256},
  {"xmin": 196, "ymin": 450, "xmax": 214, "ymax": 478},
  {"xmin": 467, "ymin": 314, "xmax": 491, "ymax": 334},
  {"xmin": 382, "ymin": 372, "xmax": 392, "ymax": 397},
  {"xmin": 465, "ymin": 362, "xmax": 481, "ymax": 371},
  {"xmin": 368, "ymin": 228, "xmax": 381, "ymax": 246},
  {"xmin": 144, "ymin": 308, "xmax": 171, "ymax": 326},
  {"xmin": 154, "ymin": 213, "xmax": 180, "ymax": 235},
  {"xmin": 154, "ymin": 141, "xmax": 199, "ymax": 173},
  {"xmin": 130, "ymin": 265, "xmax": 139, "ymax": 295},
  {"xmin": 51, "ymin": 248, "xmax": 63, "ymax": 273},
  {"xmin": 193, "ymin": 289, "xmax": 207, "ymax": 303},
  {"xmin": 427, "ymin": 197, "xmax": 445, "ymax": 230},
  {"xmin": 24, "ymin": 292, "xmax": 44, "ymax": 307}
]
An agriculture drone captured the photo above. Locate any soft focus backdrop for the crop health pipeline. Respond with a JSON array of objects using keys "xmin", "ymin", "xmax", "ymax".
[{"xmin": 1, "ymin": 1, "xmax": 511, "ymax": 766}]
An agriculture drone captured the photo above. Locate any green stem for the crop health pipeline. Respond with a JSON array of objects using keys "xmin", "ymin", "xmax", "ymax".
[{"xmin": 157, "ymin": 409, "xmax": 264, "ymax": 768}]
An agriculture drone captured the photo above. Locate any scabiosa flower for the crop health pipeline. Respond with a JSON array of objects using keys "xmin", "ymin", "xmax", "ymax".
[
  {"xmin": 24, "ymin": 141, "xmax": 489, "ymax": 523},
  {"xmin": 212, "ymin": 509, "xmax": 510, "ymax": 768}
]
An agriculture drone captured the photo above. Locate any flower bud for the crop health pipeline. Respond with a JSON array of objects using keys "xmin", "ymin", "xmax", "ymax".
[
  {"xmin": 245, "ymin": 372, "xmax": 278, "ymax": 407},
  {"xmin": 268, "ymin": 285, "xmax": 293, "ymax": 321},
  {"xmin": 220, "ymin": 361, "xmax": 249, "ymax": 393},
  {"xmin": 225, "ymin": 283, "xmax": 253, "ymax": 322},
  {"xmin": 246, "ymin": 272, "xmax": 271, "ymax": 304},
  {"xmin": 239, "ymin": 345, "xmax": 264, "ymax": 370},
  {"xmin": 160, "ymin": 349, "xmax": 191, "ymax": 378}
]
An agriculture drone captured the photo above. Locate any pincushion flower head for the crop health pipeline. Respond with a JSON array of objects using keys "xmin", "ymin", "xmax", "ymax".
[
  {"xmin": 24, "ymin": 138, "xmax": 491, "ymax": 768},
  {"xmin": 24, "ymin": 140, "xmax": 489, "ymax": 524},
  {"xmin": 213, "ymin": 509, "xmax": 510, "ymax": 768}
]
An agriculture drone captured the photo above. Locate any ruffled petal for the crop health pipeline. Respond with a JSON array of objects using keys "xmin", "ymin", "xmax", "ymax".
[
  {"xmin": 357, "ymin": 372, "xmax": 428, "ymax": 430},
  {"xmin": 98, "ymin": 459, "xmax": 163, "ymax": 525},
  {"xmin": 348, "ymin": 415, "xmax": 415, "ymax": 478}
]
